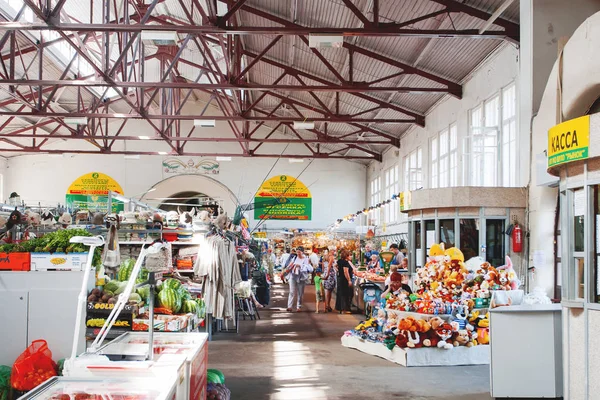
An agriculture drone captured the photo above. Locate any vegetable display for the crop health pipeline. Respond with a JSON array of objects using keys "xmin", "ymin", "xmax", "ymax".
[{"xmin": 0, "ymin": 229, "xmax": 101, "ymax": 265}]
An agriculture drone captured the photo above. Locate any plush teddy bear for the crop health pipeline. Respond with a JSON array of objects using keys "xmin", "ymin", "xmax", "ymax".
[
  {"xmin": 398, "ymin": 317, "xmax": 416, "ymax": 332},
  {"xmin": 395, "ymin": 331, "xmax": 409, "ymax": 348},
  {"xmin": 497, "ymin": 270, "xmax": 512, "ymax": 291},
  {"xmin": 452, "ymin": 330, "xmax": 473, "ymax": 347},
  {"xmin": 423, "ymin": 322, "xmax": 454, "ymax": 349},
  {"xmin": 496, "ymin": 255, "xmax": 521, "ymax": 290},
  {"xmin": 415, "ymin": 319, "xmax": 431, "ymax": 333},
  {"xmin": 429, "ymin": 316, "xmax": 445, "ymax": 331}
]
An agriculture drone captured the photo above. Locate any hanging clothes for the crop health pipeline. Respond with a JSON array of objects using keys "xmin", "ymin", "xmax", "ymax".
[{"xmin": 194, "ymin": 233, "xmax": 241, "ymax": 320}]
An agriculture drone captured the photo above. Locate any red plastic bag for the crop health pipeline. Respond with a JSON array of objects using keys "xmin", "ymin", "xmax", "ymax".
[{"xmin": 11, "ymin": 340, "xmax": 57, "ymax": 391}]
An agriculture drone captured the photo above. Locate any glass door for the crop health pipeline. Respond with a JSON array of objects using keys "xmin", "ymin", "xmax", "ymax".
[{"xmin": 485, "ymin": 219, "xmax": 505, "ymax": 267}]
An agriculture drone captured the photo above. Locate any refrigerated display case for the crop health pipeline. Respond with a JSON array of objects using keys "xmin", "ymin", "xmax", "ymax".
[
  {"xmin": 99, "ymin": 332, "xmax": 208, "ymax": 400},
  {"xmin": 17, "ymin": 376, "xmax": 178, "ymax": 400},
  {"xmin": 67, "ymin": 332, "xmax": 208, "ymax": 400},
  {"xmin": 66, "ymin": 353, "xmax": 187, "ymax": 400}
]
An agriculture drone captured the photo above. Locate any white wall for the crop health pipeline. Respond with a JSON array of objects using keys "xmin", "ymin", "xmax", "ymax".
[
  {"xmin": 366, "ymin": 44, "xmax": 521, "ymax": 234},
  {"xmin": 3, "ymin": 153, "xmax": 366, "ymax": 231},
  {"xmin": 529, "ymin": 12, "xmax": 600, "ymax": 298}
]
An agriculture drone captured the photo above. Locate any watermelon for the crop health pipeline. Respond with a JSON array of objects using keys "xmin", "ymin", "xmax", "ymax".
[
  {"xmin": 157, "ymin": 287, "xmax": 182, "ymax": 313},
  {"xmin": 135, "ymin": 268, "xmax": 149, "ymax": 284},
  {"xmin": 177, "ymin": 285, "xmax": 191, "ymax": 301},
  {"xmin": 208, "ymin": 369, "xmax": 225, "ymax": 384},
  {"xmin": 195, "ymin": 298, "xmax": 206, "ymax": 318},
  {"xmin": 181, "ymin": 299, "xmax": 197, "ymax": 314},
  {"xmin": 162, "ymin": 278, "xmax": 182, "ymax": 291},
  {"xmin": 118, "ymin": 259, "xmax": 136, "ymax": 281}
]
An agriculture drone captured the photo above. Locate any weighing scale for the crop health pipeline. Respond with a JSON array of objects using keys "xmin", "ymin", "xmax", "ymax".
[{"xmin": 379, "ymin": 251, "xmax": 395, "ymax": 274}]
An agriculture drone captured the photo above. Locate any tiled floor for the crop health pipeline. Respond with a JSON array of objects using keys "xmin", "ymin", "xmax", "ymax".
[{"xmin": 208, "ymin": 283, "xmax": 492, "ymax": 400}]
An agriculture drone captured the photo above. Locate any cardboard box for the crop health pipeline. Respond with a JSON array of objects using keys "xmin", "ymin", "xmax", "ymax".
[
  {"xmin": 0, "ymin": 252, "xmax": 30, "ymax": 271},
  {"xmin": 30, "ymin": 252, "xmax": 88, "ymax": 271}
]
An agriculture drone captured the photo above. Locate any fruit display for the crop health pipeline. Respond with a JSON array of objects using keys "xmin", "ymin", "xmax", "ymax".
[{"xmin": 157, "ymin": 288, "xmax": 182, "ymax": 314}]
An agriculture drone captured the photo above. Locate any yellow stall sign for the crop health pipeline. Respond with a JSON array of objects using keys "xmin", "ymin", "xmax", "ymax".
[{"xmin": 548, "ymin": 115, "xmax": 590, "ymax": 168}]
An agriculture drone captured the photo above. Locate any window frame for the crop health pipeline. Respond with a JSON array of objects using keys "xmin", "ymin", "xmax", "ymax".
[
  {"xmin": 370, "ymin": 176, "xmax": 381, "ymax": 225},
  {"xmin": 431, "ymin": 123, "xmax": 458, "ymax": 188},
  {"xmin": 384, "ymin": 165, "xmax": 399, "ymax": 224},
  {"xmin": 467, "ymin": 82, "xmax": 518, "ymax": 187},
  {"xmin": 404, "ymin": 147, "xmax": 423, "ymax": 192}
]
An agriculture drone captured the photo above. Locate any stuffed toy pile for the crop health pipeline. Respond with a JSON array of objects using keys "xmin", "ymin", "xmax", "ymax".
[{"xmin": 386, "ymin": 244, "xmax": 520, "ymax": 314}]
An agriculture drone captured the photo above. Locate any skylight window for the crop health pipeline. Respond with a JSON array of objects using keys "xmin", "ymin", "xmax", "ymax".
[{"xmin": 0, "ymin": 0, "xmax": 120, "ymax": 100}]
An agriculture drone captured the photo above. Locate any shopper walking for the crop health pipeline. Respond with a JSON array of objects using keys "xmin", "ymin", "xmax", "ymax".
[
  {"xmin": 335, "ymin": 249, "xmax": 354, "ymax": 314},
  {"xmin": 280, "ymin": 248, "xmax": 292, "ymax": 283},
  {"xmin": 322, "ymin": 248, "xmax": 337, "ymax": 312},
  {"xmin": 284, "ymin": 246, "xmax": 313, "ymax": 312}
]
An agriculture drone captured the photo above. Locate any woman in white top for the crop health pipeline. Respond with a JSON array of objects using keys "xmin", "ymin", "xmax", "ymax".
[{"xmin": 284, "ymin": 246, "xmax": 313, "ymax": 312}]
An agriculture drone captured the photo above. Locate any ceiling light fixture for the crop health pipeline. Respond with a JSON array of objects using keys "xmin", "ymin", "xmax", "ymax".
[
  {"xmin": 138, "ymin": 136, "xmax": 150, "ymax": 140},
  {"xmin": 289, "ymin": 159, "xmax": 305, "ymax": 163},
  {"xmin": 157, "ymin": 151, "xmax": 168, "ymax": 155},
  {"xmin": 308, "ymin": 34, "xmax": 344, "ymax": 48},
  {"xmin": 141, "ymin": 30, "xmax": 179, "ymax": 46},
  {"xmin": 216, "ymin": 156, "xmax": 232, "ymax": 161},
  {"xmin": 293, "ymin": 122, "xmax": 314, "ymax": 130},
  {"xmin": 64, "ymin": 117, "xmax": 88, "ymax": 126},
  {"xmin": 124, "ymin": 155, "xmax": 140, "ymax": 160},
  {"xmin": 194, "ymin": 119, "xmax": 216, "ymax": 127}
]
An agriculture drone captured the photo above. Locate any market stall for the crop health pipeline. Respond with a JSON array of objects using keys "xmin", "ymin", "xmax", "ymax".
[{"xmin": 341, "ymin": 244, "xmax": 522, "ymax": 367}]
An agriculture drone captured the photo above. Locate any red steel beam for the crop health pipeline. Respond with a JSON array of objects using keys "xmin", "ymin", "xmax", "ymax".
[
  {"xmin": 0, "ymin": 110, "xmax": 415, "ymax": 123},
  {"xmin": 343, "ymin": 42, "xmax": 462, "ymax": 97},
  {"xmin": 0, "ymin": 133, "xmax": 393, "ymax": 145},
  {"xmin": 0, "ymin": 79, "xmax": 453, "ymax": 93},
  {"xmin": 242, "ymin": 50, "xmax": 424, "ymax": 122},
  {"xmin": 218, "ymin": 0, "xmax": 250, "ymax": 26},
  {"xmin": 429, "ymin": 0, "xmax": 519, "ymax": 35},
  {"xmin": 0, "ymin": 23, "xmax": 516, "ymax": 40},
  {"xmin": 0, "ymin": 147, "xmax": 378, "ymax": 160},
  {"xmin": 340, "ymin": 0, "xmax": 372, "ymax": 26}
]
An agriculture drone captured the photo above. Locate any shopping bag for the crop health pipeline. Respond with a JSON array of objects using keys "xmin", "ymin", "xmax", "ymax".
[
  {"xmin": 11, "ymin": 340, "xmax": 57, "ymax": 391},
  {"xmin": 0, "ymin": 365, "xmax": 11, "ymax": 400}
]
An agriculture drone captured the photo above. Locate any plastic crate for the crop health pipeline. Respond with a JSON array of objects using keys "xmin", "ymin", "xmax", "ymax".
[{"xmin": 0, "ymin": 252, "xmax": 31, "ymax": 271}]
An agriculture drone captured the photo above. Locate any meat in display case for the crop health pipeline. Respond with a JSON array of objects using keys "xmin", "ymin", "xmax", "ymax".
[{"xmin": 17, "ymin": 376, "xmax": 178, "ymax": 400}]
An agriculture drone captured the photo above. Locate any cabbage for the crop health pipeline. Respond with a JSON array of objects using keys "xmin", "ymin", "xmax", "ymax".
[
  {"xmin": 137, "ymin": 285, "xmax": 150, "ymax": 301},
  {"xmin": 114, "ymin": 281, "xmax": 128, "ymax": 295},
  {"xmin": 129, "ymin": 293, "xmax": 142, "ymax": 303},
  {"xmin": 104, "ymin": 280, "xmax": 120, "ymax": 293}
]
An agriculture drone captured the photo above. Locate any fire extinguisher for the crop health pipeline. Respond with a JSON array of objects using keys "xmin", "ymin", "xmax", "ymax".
[{"xmin": 512, "ymin": 223, "xmax": 523, "ymax": 253}]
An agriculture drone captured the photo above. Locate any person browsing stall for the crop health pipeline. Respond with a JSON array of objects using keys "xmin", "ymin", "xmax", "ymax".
[
  {"xmin": 367, "ymin": 254, "xmax": 380, "ymax": 271},
  {"xmin": 284, "ymin": 246, "xmax": 314, "ymax": 312},
  {"xmin": 381, "ymin": 265, "xmax": 412, "ymax": 298},
  {"xmin": 322, "ymin": 248, "xmax": 337, "ymax": 312},
  {"xmin": 335, "ymin": 249, "xmax": 355, "ymax": 314},
  {"xmin": 364, "ymin": 243, "xmax": 379, "ymax": 264},
  {"xmin": 389, "ymin": 243, "xmax": 405, "ymax": 265}
]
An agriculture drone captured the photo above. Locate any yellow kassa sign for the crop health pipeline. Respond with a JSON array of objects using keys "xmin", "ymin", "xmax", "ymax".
[{"xmin": 548, "ymin": 115, "xmax": 590, "ymax": 168}]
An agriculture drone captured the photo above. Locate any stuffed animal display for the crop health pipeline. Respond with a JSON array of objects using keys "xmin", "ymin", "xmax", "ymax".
[{"xmin": 386, "ymin": 244, "xmax": 520, "ymax": 315}]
